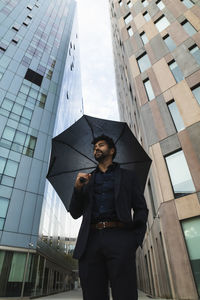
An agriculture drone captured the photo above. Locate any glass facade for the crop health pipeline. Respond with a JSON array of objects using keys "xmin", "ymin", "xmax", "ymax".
[
  {"xmin": 182, "ymin": 217, "xmax": 200, "ymax": 296},
  {"xmin": 0, "ymin": 0, "xmax": 82, "ymax": 297},
  {"xmin": 0, "ymin": 250, "xmax": 76, "ymax": 297},
  {"xmin": 165, "ymin": 150, "xmax": 195, "ymax": 198}
]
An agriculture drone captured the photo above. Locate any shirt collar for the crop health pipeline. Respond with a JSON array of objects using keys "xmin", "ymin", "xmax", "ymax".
[{"xmin": 95, "ymin": 162, "xmax": 118, "ymax": 173}]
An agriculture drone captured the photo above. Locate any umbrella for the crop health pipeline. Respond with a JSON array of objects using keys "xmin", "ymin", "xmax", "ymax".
[{"xmin": 46, "ymin": 114, "xmax": 152, "ymax": 210}]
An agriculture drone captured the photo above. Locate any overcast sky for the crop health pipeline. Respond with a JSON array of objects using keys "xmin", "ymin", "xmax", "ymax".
[
  {"xmin": 76, "ymin": 0, "xmax": 119, "ymax": 121},
  {"xmin": 66, "ymin": 0, "xmax": 119, "ymax": 238}
]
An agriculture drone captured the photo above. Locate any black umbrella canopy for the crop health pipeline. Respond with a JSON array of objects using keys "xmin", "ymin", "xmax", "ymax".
[{"xmin": 47, "ymin": 114, "xmax": 152, "ymax": 210}]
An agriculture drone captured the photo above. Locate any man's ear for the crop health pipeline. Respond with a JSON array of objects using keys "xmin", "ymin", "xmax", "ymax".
[{"xmin": 110, "ymin": 148, "xmax": 115, "ymax": 155}]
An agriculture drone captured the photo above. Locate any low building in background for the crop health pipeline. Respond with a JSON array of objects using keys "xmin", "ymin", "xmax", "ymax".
[
  {"xmin": 109, "ymin": 0, "xmax": 200, "ymax": 299},
  {"xmin": 0, "ymin": 0, "xmax": 82, "ymax": 297}
]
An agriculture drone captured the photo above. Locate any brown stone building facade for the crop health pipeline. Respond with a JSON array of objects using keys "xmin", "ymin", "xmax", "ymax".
[{"xmin": 109, "ymin": 0, "xmax": 200, "ymax": 299}]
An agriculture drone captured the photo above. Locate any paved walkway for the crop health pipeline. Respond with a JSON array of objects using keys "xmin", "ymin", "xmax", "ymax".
[{"xmin": 39, "ymin": 288, "xmax": 169, "ymax": 300}]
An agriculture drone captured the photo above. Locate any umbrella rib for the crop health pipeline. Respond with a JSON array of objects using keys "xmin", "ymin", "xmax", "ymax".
[
  {"xmin": 114, "ymin": 123, "xmax": 126, "ymax": 145},
  {"xmin": 48, "ymin": 166, "xmax": 97, "ymax": 178},
  {"xmin": 85, "ymin": 115, "xmax": 95, "ymax": 139},
  {"xmin": 55, "ymin": 140, "xmax": 97, "ymax": 165},
  {"xmin": 119, "ymin": 160, "xmax": 151, "ymax": 165}
]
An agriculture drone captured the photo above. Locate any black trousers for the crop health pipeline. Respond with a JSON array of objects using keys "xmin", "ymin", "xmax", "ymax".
[{"xmin": 78, "ymin": 227, "xmax": 138, "ymax": 300}]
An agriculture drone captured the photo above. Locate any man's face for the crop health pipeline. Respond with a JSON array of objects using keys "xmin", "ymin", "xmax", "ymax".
[{"xmin": 93, "ymin": 140, "xmax": 114, "ymax": 162}]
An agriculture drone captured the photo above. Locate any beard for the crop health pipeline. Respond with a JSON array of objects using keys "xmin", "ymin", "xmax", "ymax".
[{"xmin": 94, "ymin": 150, "xmax": 107, "ymax": 162}]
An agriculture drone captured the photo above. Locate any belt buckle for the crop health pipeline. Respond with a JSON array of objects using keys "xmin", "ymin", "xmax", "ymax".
[{"xmin": 98, "ymin": 221, "xmax": 106, "ymax": 230}]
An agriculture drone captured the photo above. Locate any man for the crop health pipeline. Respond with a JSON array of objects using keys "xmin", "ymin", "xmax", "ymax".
[{"xmin": 69, "ymin": 134, "xmax": 148, "ymax": 300}]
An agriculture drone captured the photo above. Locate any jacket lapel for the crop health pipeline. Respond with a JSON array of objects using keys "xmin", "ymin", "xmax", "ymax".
[
  {"xmin": 114, "ymin": 164, "xmax": 121, "ymax": 203},
  {"xmin": 86, "ymin": 171, "xmax": 95, "ymax": 206}
]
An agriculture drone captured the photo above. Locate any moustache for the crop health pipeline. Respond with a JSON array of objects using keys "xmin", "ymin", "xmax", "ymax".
[{"xmin": 95, "ymin": 150, "xmax": 102, "ymax": 154}]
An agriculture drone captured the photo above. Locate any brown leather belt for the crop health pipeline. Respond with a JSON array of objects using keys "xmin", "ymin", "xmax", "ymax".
[{"xmin": 91, "ymin": 221, "xmax": 126, "ymax": 230}]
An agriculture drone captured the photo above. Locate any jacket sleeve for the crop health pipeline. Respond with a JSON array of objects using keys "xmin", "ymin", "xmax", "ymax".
[
  {"xmin": 69, "ymin": 186, "xmax": 88, "ymax": 219},
  {"xmin": 131, "ymin": 174, "xmax": 149, "ymax": 247}
]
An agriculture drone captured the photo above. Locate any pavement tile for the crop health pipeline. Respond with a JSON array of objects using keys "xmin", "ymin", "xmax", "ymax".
[{"xmin": 36, "ymin": 288, "xmax": 170, "ymax": 300}]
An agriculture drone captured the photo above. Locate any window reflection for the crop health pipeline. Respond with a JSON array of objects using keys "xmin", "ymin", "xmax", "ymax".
[
  {"xmin": 168, "ymin": 60, "xmax": 184, "ymax": 83},
  {"xmin": 163, "ymin": 34, "xmax": 176, "ymax": 51},
  {"xmin": 182, "ymin": 217, "xmax": 200, "ymax": 296},
  {"xmin": 168, "ymin": 100, "xmax": 185, "ymax": 132},
  {"xmin": 192, "ymin": 85, "xmax": 200, "ymax": 105},
  {"xmin": 143, "ymin": 78, "xmax": 155, "ymax": 101},
  {"xmin": 154, "ymin": 15, "xmax": 170, "ymax": 32},
  {"xmin": 165, "ymin": 150, "xmax": 195, "ymax": 197},
  {"xmin": 181, "ymin": 20, "xmax": 197, "ymax": 36},
  {"xmin": 137, "ymin": 52, "xmax": 151, "ymax": 72}
]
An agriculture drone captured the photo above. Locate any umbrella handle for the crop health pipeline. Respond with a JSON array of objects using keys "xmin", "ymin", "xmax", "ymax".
[{"xmin": 79, "ymin": 177, "xmax": 87, "ymax": 183}]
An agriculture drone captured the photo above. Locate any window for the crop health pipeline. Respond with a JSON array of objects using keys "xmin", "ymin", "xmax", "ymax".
[
  {"xmin": 154, "ymin": 15, "xmax": 170, "ymax": 32},
  {"xmin": 140, "ymin": 31, "xmax": 148, "ymax": 44},
  {"xmin": 142, "ymin": 0, "xmax": 149, "ymax": 7},
  {"xmin": 189, "ymin": 45, "xmax": 200, "ymax": 65},
  {"xmin": 168, "ymin": 60, "xmax": 184, "ymax": 82},
  {"xmin": 38, "ymin": 93, "xmax": 47, "ymax": 108},
  {"xmin": 127, "ymin": 1, "xmax": 133, "ymax": 8},
  {"xmin": 23, "ymin": 21, "xmax": 28, "ymax": 26},
  {"xmin": 24, "ymin": 68, "xmax": 43, "ymax": 86},
  {"xmin": 0, "ymin": 197, "xmax": 9, "ymax": 218},
  {"xmin": 0, "ymin": 157, "xmax": 6, "ymax": 174},
  {"xmin": 165, "ymin": 150, "xmax": 195, "ymax": 197},
  {"xmin": 4, "ymin": 160, "xmax": 18, "ymax": 177},
  {"xmin": 127, "ymin": 26, "xmax": 133, "ymax": 37},
  {"xmin": 23, "ymin": 136, "xmax": 37, "ymax": 157},
  {"xmin": 1, "ymin": 98, "xmax": 14, "ymax": 111},
  {"xmin": 156, "ymin": 0, "xmax": 165, "ymax": 9},
  {"xmin": 182, "ymin": 217, "xmax": 200, "ymax": 297},
  {"xmin": 0, "ymin": 41, "xmax": 8, "ymax": 52},
  {"xmin": 12, "ymin": 23, "xmax": 20, "ymax": 31},
  {"xmin": 180, "ymin": 0, "xmax": 194, "ymax": 8},
  {"xmin": 143, "ymin": 78, "xmax": 155, "ymax": 101},
  {"xmin": 1, "ymin": 126, "xmax": 37, "ymax": 157},
  {"xmin": 143, "ymin": 11, "xmax": 151, "ymax": 21},
  {"xmin": 124, "ymin": 13, "xmax": 133, "ymax": 24},
  {"xmin": 137, "ymin": 52, "xmax": 151, "ymax": 72},
  {"xmin": 11, "ymin": 38, "xmax": 19, "ymax": 45},
  {"xmin": 191, "ymin": 85, "xmax": 200, "ymax": 105},
  {"xmin": 181, "ymin": 20, "xmax": 197, "ymax": 36},
  {"xmin": 2, "ymin": 127, "xmax": 15, "ymax": 141},
  {"xmin": 168, "ymin": 100, "xmax": 185, "ymax": 131},
  {"xmin": 163, "ymin": 34, "xmax": 176, "ymax": 51}
]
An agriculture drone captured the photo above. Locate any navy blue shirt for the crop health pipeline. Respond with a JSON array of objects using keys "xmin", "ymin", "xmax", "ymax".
[{"xmin": 91, "ymin": 163, "xmax": 119, "ymax": 223}]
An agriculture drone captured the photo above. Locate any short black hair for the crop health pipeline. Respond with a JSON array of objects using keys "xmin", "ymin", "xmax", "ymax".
[{"xmin": 91, "ymin": 134, "xmax": 117, "ymax": 159}]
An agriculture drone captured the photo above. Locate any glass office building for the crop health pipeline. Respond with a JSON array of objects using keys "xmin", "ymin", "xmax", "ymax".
[
  {"xmin": 0, "ymin": 0, "xmax": 82, "ymax": 297},
  {"xmin": 109, "ymin": 0, "xmax": 200, "ymax": 299}
]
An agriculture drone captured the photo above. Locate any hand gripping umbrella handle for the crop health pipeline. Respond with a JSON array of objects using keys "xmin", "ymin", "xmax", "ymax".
[{"xmin": 79, "ymin": 177, "xmax": 87, "ymax": 183}]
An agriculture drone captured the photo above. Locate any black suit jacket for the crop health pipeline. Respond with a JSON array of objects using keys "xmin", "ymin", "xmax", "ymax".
[{"xmin": 69, "ymin": 164, "xmax": 148, "ymax": 259}]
